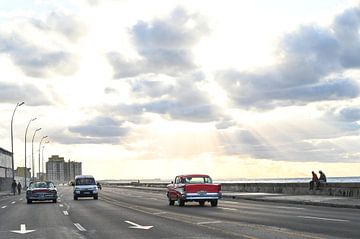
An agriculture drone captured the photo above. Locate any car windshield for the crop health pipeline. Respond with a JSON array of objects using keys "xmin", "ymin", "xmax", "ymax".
[
  {"xmin": 182, "ymin": 176, "xmax": 212, "ymax": 184},
  {"xmin": 76, "ymin": 178, "xmax": 95, "ymax": 185},
  {"xmin": 29, "ymin": 182, "xmax": 52, "ymax": 189}
]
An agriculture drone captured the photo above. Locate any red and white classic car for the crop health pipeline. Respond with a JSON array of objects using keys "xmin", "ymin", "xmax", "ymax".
[{"xmin": 166, "ymin": 174, "xmax": 221, "ymax": 207}]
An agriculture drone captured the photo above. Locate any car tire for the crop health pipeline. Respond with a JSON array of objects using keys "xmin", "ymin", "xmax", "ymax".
[
  {"xmin": 169, "ymin": 199, "xmax": 175, "ymax": 206},
  {"xmin": 53, "ymin": 199, "xmax": 57, "ymax": 203},
  {"xmin": 27, "ymin": 199, "xmax": 32, "ymax": 204},
  {"xmin": 210, "ymin": 200, "xmax": 218, "ymax": 207},
  {"xmin": 74, "ymin": 196, "xmax": 78, "ymax": 200},
  {"xmin": 199, "ymin": 200, "xmax": 205, "ymax": 206},
  {"xmin": 94, "ymin": 196, "xmax": 98, "ymax": 200},
  {"xmin": 178, "ymin": 198, "xmax": 185, "ymax": 207}
]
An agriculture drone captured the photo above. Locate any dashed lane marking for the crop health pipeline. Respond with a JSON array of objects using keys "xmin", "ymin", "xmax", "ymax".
[
  {"xmin": 19, "ymin": 198, "xmax": 23, "ymax": 201},
  {"xmin": 59, "ymin": 204, "xmax": 64, "ymax": 207},
  {"xmin": 197, "ymin": 221, "xmax": 222, "ymax": 225},
  {"xmin": 63, "ymin": 211, "xmax": 69, "ymax": 216},
  {"xmin": 153, "ymin": 212, "xmax": 167, "ymax": 215},
  {"xmin": 11, "ymin": 201, "xmax": 15, "ymax": 204},
  {"xmin": 297, "ymin": 216, "xmax": 349, "ymax": 222},
  {"xmin": 1, "ymin": 206, "xmax": 7, "ymax": 209},
  {"xmin": 219, "ymin": 207, "xmax": 237, "ymax": 211},
  {"xmin": 74, "ymin": 223, "xmax": 86, "ymax": 231}
]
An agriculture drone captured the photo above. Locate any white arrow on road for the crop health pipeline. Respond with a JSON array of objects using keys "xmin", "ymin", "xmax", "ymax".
[
  {"xmin": 125, "ymin": 221, "xmax": 153, "ymax": 230},
  {"xmin": 11, "ymin": 224, "xmax": 36, "ymax": 234}
]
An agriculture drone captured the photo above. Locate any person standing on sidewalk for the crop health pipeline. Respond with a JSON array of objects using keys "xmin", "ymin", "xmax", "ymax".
[
  {"xmin": 11, "ymin": 180, "xmax": 17, "ymax": 196},
  {"xmin": 309, "ymin": 171, "xmax": 318, "ymax": 190},
  {"xmin": 17, "ymin": 182, "xmax": 22, "ymax": 195}
]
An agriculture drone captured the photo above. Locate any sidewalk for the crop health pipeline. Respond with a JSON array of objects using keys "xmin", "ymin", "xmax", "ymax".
[
  {"xmin": 108, "ymin": 185, "xmax": 360, "ymax": 209},
  {"xmin": 0, "ymin": 191, "xmax": 11, "ymax": 198}
]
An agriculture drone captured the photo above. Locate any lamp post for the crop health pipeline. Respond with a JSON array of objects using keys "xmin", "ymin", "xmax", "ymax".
[
  {"xmin": 10, "ymin": 101, "xmax": 24, "ymax": 181},
  {"xmin": 31, "ymin": 128, "xmax": 41, "ymax": 181},
  {"xmin": 38, "ymin": 136, "xmax": 48, "ymax": 179},
  {"xmin": 24, "ymin": 117, "xmax": 36, "ymax": 188},
  {"xmin": 41, "ymin": 141, "xmax": 49, "ymax": 180}
]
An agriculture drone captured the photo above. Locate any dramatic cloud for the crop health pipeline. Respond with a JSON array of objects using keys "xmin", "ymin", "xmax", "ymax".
[
  {"xmin": 0, "ymin": 11, "xmax": 85, "ymax": 78},
  {"xmin": 216, "ymin": 6, "xmax": 360, "ymax": 109},
  {"xmin": 0, "ymin": 82, "xmax": 52, "ymax": 106},
  {"xmin": 108, "ymin": 7, "xmax": 209, "ymax": 78}
]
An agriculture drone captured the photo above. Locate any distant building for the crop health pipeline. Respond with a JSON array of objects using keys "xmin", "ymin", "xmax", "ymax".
[
  {"xmin": 0, "ymin": 147, "xmax": 13, "ymax": 178},
  {"xmin": 15, "ymin": 167, "xmax": 31, "ymax": 178},
  {"xmin": 46, "ymin": 155, "xmax": 82, "ymax": 183}
]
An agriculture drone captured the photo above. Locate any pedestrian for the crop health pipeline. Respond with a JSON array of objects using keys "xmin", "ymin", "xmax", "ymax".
[
  {"xmin": 11, "ymin": 180, "xmax": 17, "ymax": 196},
  {"xmin": 317, "ymin": 170, "xmax": 327, "ymax": 189},
  {"xmin": 309, "ymin": 171, "xmax": 318, "ymax": 190},
  {"xmin": 17, "ymin": 182, "xmax": 22, "ymax": 195}
]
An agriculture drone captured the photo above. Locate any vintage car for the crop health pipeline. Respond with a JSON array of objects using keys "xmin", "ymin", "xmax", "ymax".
[
  {"xmin": 166, "ymin": 174, "xmax": 221, "ymax": 207},
  {"xmin": 26, "ymin": 181, "xmax": 57, "ymax": 204}
]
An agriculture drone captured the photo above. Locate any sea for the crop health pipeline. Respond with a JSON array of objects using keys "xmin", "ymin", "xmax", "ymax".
[{"xmin": 103, "ymin": 176, "xmax": 360, "ymax": 184}]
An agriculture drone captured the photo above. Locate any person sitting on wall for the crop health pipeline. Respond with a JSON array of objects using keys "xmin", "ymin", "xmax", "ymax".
[
  {"xmin": 309, "ymin": 171, "xmax": 318, "ymax": 190},
  {"xmin": 317, "ymin": 170, "xmax": 327, "ymax": 189}
]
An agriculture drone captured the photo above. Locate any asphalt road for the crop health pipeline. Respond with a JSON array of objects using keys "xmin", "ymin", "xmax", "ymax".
[{"xmin": 0, "ymin": 186, "xmax": 359, "ymax": 239}]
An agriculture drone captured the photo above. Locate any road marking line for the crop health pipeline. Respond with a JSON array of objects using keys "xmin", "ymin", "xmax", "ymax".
[
  {"xmin": 1, "ymin": 206, "xmax": 7, "ymax": 209},
  {"xmin": 297, "ymin": 216, "xmax": 349, "ymax": 222},
  {"xmin": 153, "ymin": 212, "xmax": 167, "ymax": 215},
  {"xmin": 275, "ymin": 206, "xmax": 304, "ymax": 210},
  {"xmin": 59, "ymin": 204, "xmax": 64, "ymax": 207},
  {"xmin": 63, "ymin": 211, "xmax": 69, "ymax": 215},
  {"xmin": 19, "ymin": 198, "xmax": 23, "ymax": 201},
  {"xmin": 11, "ymin": 201, "xmax": 16, "ymax": 204},
  {"xmin": 219, "ymin": 207, "xmax": 237, "ymax": 211},
  {"xmin": 74, "ymin": 223, "xmax": 86, "ymax": 231},
  {"xmin": 197, "ymin": 220, "xmax": 222, "ymax": 225}
]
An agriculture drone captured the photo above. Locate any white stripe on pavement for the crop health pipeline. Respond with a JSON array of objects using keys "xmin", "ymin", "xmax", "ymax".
[
  {"xmin": 63, "ymin": 211, "xmax": 69, "ymax": 215},
  {"xmin": 297, "ymin": 216, "xmax": 349, "ymax": 222},
  {"xmin": 59, "ymin": 204, "xmax": 64, "ymax": 207},
  {"xmin": 1, "ymin": 206, "xmax": 7, "ymax": 209},
  {"xmin": 11, "ymin": 201, "xmax": 15, "ymax": 204},
  {"xmin": 197, "ymin": 221, "xmax": 222, "ymax": 225},
  {"xmin": 74, "ymin": 223, "xmax": 86, "ymax": 231},
  {"xmin": 219, "ymin": 207, "xmax": 237, "ymax": 211}
]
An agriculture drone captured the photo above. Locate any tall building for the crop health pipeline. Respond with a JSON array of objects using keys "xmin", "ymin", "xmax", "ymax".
[
  {"xmin": 0, "ymin": 147, "xmax": 13, "ymax": 178},
  {"xmin": 46, "ymin": 155, "xmax": 82, "ymax": 183},
  {"xmin": 15, "ymin": 167, "xmax": 31, "ymax": 178}
]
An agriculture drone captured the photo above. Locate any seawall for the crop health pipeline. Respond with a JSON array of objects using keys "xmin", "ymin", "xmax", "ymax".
[{"xmin": 105, "ymin": 182, "xmax": 360, "ymax": 198}]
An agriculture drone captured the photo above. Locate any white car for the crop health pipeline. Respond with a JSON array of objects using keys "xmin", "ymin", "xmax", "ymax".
[{"xmin": 73, "ymin": 175, "xmax": 98, "ymax": 200}]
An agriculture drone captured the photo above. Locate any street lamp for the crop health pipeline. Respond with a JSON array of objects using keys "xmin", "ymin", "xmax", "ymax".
[
  {"xmin": 10, "ymin": 101, "xmax": 24, "ymax": 181},
  {"xmin": 38, "ymin": 136, "xmax": 48, "ymax": 179},
  {"xmin": 41, "ymin": 141, "xmax": 49, "ymax": 180},
  {"xmin": 31, "ymin": 128, "xmax": 41, "ymax": 181},
  {"xmin": 24, "ymin": 117, "xmax": 36, "ymax": 188}
]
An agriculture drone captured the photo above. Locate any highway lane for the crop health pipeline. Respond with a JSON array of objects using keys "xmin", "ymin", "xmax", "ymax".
[{"xmin": 0, "ymin": 186, "xmax": 359, "ymax": 239}]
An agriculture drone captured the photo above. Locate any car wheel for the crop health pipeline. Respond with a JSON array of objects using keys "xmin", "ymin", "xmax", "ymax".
[
  {"xmin": 178, "ymin": 198, "xmax": 185, "ymax": 207},
  {"xmin": 94, "ymin": 196, "xmax": 98, "ymax": 200},
  {"xmin": 169, "ymin": 199, "xmax": 175, "ymax": 206},
  {"xmin": 27, "ymin": 199, "xmax": 32, "ymax": 204},
  {"xmin": 210, "ymin": 200, "xmax": 218, "ymax": 207},
  {"xmin": 74, "ymin": 196, "xmax": 78, "ymax": 200},
  {"xmin": 53, "ymin": 199, "xmax": 57, "ymax": 203},
  {"xmin": 199, "ymin": 200, "xmax": 205, "ymax": 206}
]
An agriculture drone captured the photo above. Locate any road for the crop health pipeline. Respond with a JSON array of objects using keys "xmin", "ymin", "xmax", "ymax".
[{"xmin": 0, "ymin": 186, "xmax": 359, "ymax": 239}]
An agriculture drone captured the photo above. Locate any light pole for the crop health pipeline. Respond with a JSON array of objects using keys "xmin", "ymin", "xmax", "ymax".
[
  {"xmin": 31, "ymin": 128, "xmax": 41, "ymax": 181},
  {"xmin": 10, "ymin": 101, "xmax": 24, "ymax": 181},
  {"xmin": 41, "ymin": 141, "xmax": 49, "ymax": 180},
  {"xmin": 24, "ymin": 117, "xmax": 36, "ymax": 188},
  {"xmin": 38, "ymin": 136, "xmax": 48, "ymax": 179}
]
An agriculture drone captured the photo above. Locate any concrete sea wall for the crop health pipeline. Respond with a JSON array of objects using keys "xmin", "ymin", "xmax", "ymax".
[{"xmin": 106, "ymin": 182, "xmax": 360, "ymax": 198}]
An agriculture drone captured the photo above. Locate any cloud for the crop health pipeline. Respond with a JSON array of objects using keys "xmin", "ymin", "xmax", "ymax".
[
  {"xmin": 0, "ymin": 11, "xmax": 85, "ymax": 78},
  {"xmin": 51, "ymin": 116, "xmax": 130, "ymax": 145},
  {"xmin": 216, "ymin": 6, "xmax": 360, "ymax": 109},
  {"xmin": 108, "ymin": 7, "xmax": 209, "ymax": 78},
  {"xmin": 0, "ymin": 82, "xmax": 52, "ymax": 106}
]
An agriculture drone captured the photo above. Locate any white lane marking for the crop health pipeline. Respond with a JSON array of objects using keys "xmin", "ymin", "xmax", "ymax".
[
  {"xmin": 74, "ymin": 223, "xmax": 87, "ymax": 231},
  {"xmin": 223, "ymin": 201, "xmax": 240, "ymax": 205},
  {"xmin": 197, "ymin": 220, "xmax": 222, "ymax": 225},
  {"xmin": 63, "ymin": 211, "xmax": 69, "ymax": 216},
  {"xmin": 11, "ymin": 224, "xmax": 36, "ymax": 234},
  {"xmin": 125, "ymin": 221, "xmax": 153, "ymax": 230},
  {"xmin": 297, "ymin": 216, "xmax": 349, "ymax": 222},
  {"xmin": 153, "ymin": 212, "xmax": 167, "ymax": 215},
  {"xmin": 59, "ymin": 204, "xmax": 64, "ymax": 207},
  {"xmin": 219, "ymin": 207, "xmax": 237, "ymax": 211},
  {"xmin": 19, "ymin": 198, "xmax": 23, "ymax": 201},
  {"xmin": 1, "ymin": 206, "xmax": 7, "ymax": 209},
  {"xmin": 11, "ymin": 201, "xmax": 16, "ymax": 204}
]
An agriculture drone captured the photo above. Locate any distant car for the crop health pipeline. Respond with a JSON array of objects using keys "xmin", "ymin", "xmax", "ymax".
[
  {"xmin": 167, "ymin": 174, "xmax": 221, "ymax": 207},
  {"xmin": 73, "ymin": 175, "xmax": 98, "ymax": 200},
  {"xmin": 26, "ymin": 181, "xmax": 57, "ymax": 204}
]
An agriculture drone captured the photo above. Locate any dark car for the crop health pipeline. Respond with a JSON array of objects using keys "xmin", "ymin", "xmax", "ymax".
[{"xmin": 26, "ymin": 181, "xmax": 57, "ymax": 204}]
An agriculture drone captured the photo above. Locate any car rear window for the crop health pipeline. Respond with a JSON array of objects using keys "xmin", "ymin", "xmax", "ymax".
[
  {"xmin": 182, "ymin": 176, "xmax": 212, "ymax": 184},
  {"xmin": 30, "ymin": 182, "xmax": 48, "ymax": 188},
  {"xmin": 76, "ymin": 178, "xmax": 95, "ymax": 185}
]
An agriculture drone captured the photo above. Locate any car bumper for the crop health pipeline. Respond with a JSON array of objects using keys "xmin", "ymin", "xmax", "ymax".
[
  {"xmin": 27, "ymin": 194, "xmax": 57, "ymax": 201},
  {"xmin": 183, "ymin": 192, "xmax": 222, "ymax": 201},
  {"xmin": 74, "ymin": 191, "xmax": 98, "ymax": 197}
]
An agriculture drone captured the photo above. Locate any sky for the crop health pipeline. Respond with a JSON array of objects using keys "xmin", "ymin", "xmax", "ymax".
[{"xmin": 1, "ymin": 0, "xmax": 360, "ymax": 180}]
